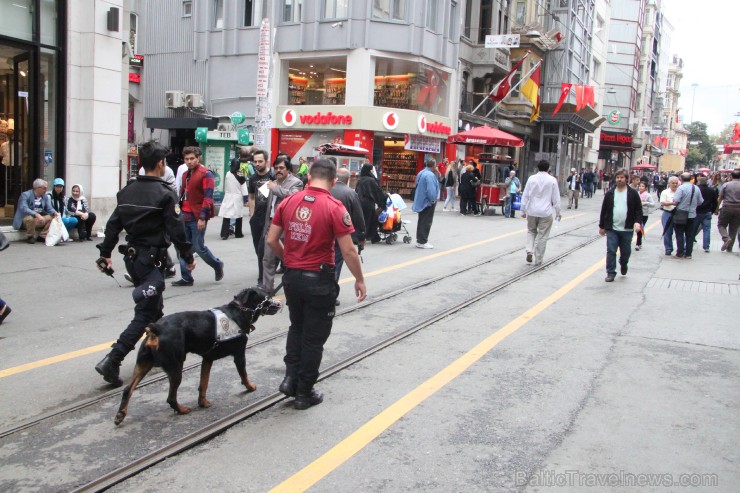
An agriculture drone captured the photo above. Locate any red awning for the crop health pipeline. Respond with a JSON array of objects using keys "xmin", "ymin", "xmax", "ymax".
[
  {"xmin": 631, "ymin": 163, "xmax": 656, "ymax": 170},
  {"xmin": 448, "ymin": 126, "xmax": 524, "ymax": 147},
  {"xmin": 723, "ymin": 143, "xmax": 740, "ymax": 154}
]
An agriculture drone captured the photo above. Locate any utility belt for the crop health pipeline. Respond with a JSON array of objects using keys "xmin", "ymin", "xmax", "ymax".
[
  {"xmin": 285, "ymin": 263, "xmax": 335, "ymax": 282},
  {"xmin": 118, "ymin": 244, "xmax": 168, "ymax": 267}
]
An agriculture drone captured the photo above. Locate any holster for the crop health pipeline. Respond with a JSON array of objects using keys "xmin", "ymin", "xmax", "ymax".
[
  {"xmin": 118, "ymin": 244, "xmax": 169, "ymax": 267},
  {"xmin": 319, "ymin": 263, "xmax": 335, "ymax": 282}
]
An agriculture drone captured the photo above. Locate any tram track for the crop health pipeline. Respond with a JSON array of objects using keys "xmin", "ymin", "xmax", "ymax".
[
  {"xmin": 69, "ymin": 226, "xmax": 603, "ymax": 493},
  {"xmin": 0, "ymin": 219, "xmax": 600, "ymax": 442}
]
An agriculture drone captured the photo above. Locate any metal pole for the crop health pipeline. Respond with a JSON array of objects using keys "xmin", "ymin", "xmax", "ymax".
[
  {"xmin": 690, "ymin": 83, "xmax": 698, "ymax": 123},
  {"xmin": 484, "ymin": 61, "xmax": 541, "ymax": 118},
  {"xmin": 470, "ymin": 51, "xmax": 531, "ymax": 116}
]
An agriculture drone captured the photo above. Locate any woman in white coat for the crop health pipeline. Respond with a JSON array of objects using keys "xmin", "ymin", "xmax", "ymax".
[{"xmin": 218, "ymin": 160, "xmax": 248, "ymax": 240}]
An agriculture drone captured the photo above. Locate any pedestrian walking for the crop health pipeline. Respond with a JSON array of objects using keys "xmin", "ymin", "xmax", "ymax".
[
  {"xmin": 267, "ymin": 158, "xmax": 367, "ymax": 409},
  {"xmin": 218, "ymin": 159, "xmax": 248, "ymax": 240},
  {"xmin": 599, "ymin": 169, "xmax": 643, "ymax": 282},
  {"xmin": 355, "ymin": 163, "xmax": 386, "ymax": 244},
  {"xmin": 247, "ymin": 150, "xmax": 273, "ymax": 286},
  {"xmin": 635, "ymin": 182, "xmax": 654, "ymax": 251},
  {"xmin": 659, "ymin": 176, "xmax": 679, "ymax": 256},
  {"xmin": 717, "ymin": 169, "xmax": 740, "ymax": 252},
  {"xmin": 172, "ymin": 146, "xmax": 224, "ymax": 287},
  {"xmin": 521, "ymin": 160, "xmax": 561, "ymax": 266},
  {"xmin": 566, "ymin": 168, "xmax": 580, "ymax": 209},
  {"xmin": 330, "ymin": 166, "xmax": 366, "ymax": 292},
  {"xmin": 442, "ymin": 163, "xmax": 458, "ymax": 211},
  {"xmin": 412, "ymin": 158, "xmax": 440, "ymax": 249},
  {"xmin": 94, "ymin": 142, "xmax": 195, "ymax": 387},
  {"xmin": 671, "ymin": 172, "xmax": 703, "ymax": 259},
  {"xmin": 694, "ymin": 175, "xmax": 718, "ymax": 252}
]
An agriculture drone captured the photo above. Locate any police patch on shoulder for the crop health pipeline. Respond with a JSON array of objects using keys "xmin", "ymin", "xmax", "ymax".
[
  {"xmin": 296, "ymin": 205, "xmax": 312, "ymax": 222},
  {"xmin": 174, "ymin": 204, "xmax": 181, "ymax": 215},
  {"xmin": 342, "ymin": 212, "xmax": 352, "ymax": 227},
  {"xmin": 303, "ymin": 195, "xmax": 316, "ymax": 202}
]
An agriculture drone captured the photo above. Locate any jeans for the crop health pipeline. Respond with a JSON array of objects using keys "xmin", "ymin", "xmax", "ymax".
[
  {"xmin": 605, "ymin": 229, "xmax": 633, "ymax": 276},
  {"xmin": 178, "ymin": 220, "xmax": 223, "ymax": 282},
  {"xmin": 416, "ymin": 205, "xmax": 436, "ymax": 244},
  {"xmin": 444, "ymin": 186, "xmax": 455, "ymax": 209},
  {"xmin": 693, "ymin": 211, "xmax": 712, "ymax": 251},
  {"xmin": 661, "ymin": 211, "xmax": 675, "ymax": 254},
  {"xmin": 508, "ymin": 192, "xmax": 517, "ymax": 217},
  {"xmin": 674, "ymin": 217, "xmax": 696, "ymax": 257},
  {"xmin": 636, "ymin": 215, "xmax": 649, "ymax": 246}
]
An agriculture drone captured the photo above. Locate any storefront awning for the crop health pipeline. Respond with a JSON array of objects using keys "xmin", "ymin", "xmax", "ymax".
[
  {"xmin": 723, "ymin": 143, "xmax": 740, "ymax": 154},
  {"xmin": 448, "ymin": 126, "xmax": 524, "ymax": 147},
  {"xmin": 145, "ymin": 117, "xmax": 219, "ymax": 130},
  {"xmin": 538, "ymin": 103, "xmax": 599, "ymax": 133}
]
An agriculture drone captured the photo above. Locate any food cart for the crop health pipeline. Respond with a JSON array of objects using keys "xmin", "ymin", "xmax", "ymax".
[
  {"xmin": 314, "ymin": 143, "xmax": 369, "ymax": 188},
  {"xmin": 475, "ymin": 153, "xmax": 514, "ymax": 215},
  {"xmin": 447, "ymin": 126, "xmax": 524, "ymax": 215}
]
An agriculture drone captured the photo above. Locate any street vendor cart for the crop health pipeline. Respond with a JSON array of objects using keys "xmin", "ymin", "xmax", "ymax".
[{"xmin": 475, "ymin": 153, "xmax": 514, "ymax": 215}]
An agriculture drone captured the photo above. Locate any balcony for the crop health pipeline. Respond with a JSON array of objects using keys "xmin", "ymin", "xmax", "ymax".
[{"xmin": 460, "ymin": 90, "xmax": 495, "ymax": 116}]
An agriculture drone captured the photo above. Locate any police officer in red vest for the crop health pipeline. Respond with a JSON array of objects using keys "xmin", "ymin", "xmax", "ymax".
[{"xmin": 267, "ymin": 158, "xmax": 367, "ymax": 409}]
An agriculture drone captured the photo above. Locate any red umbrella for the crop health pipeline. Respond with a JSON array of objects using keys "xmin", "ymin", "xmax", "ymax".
[
  {"xmin": 448, "ymin": 126, "xmax": 524, "ymax": 147},
  {"xmin": 631, "ymin": 163, "xmax": 656, "ymax": 170},
  {"xmin": 723, "ymin": 143, "xmax": 740, "ymax": 154},
  {"xmin": 696, "ymin": 167, "xmax": 711, "ymax": 173},
  {"xmin": 718, "ymin": 168, "xmax": 734, "ymax": 173}
]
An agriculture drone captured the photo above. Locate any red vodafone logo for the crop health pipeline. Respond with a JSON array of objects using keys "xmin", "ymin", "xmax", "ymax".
[
  {"xmin": 383, "ymin": 111, "xmax": 399, "ymax": 130},
  {"xmin": 417, "ymin": 115, "xmax": 427, "ymax": 133},
  {"xmin": 282, "ymin": 109, "xmax": 297, "ymax": 127}
]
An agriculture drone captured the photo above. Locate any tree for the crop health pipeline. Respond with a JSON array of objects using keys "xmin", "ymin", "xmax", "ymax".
[
  {"xmin": 712, "ymin": 123, "xmax": 735, "ymax": 145},
  {"xmin": 684, "ymin": 121, "xmax": 715, "ymax": 167}
]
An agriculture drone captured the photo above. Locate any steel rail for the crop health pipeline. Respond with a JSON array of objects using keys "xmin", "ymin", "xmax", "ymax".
[{"xmin": 71, "ymin": 232, "xmax": 602, "ymax": 492}]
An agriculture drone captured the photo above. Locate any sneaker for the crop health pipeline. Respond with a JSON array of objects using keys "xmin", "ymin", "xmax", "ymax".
[
  {"xmin": 605, "ymin": 274, "xmax": 616, "ymax": 282},
  {"xmin": 620, "ymin": 264, "xmax": 628, "ymax": 275},
  {"xmin": 0, "ymin": 305, "xmax": 11, "ymax": 325},
  {"xmin": 473, "ymin": 212, "xmax": 482, "ymax": 216},
  {"xmin": 172, "ymin": 279, "xmax": 194, "ymax": 287},
  {"xmin": 665, "ymin": 251, "xmax": 672, "ymax": 256},
  {"xmin": 215, "ymin": 262, "xmax": 224, "ymax": 281},
  {"xmin": 526, "ymin": 252, "xmax": 533, "ymax": 263},
  {"xmin": 415, "ymin": 242, "xmax": 434, "ymax": 249},
  {"xmin": 704, "ymin": 248, "xmax": 710, "ymax": 253},
  {"xmin": 442, "ymin": 208, "xmax": 449, "ymax": 212},
  {"xmin": 635, "ymin": 245, "xmax": 640, "ymax": 251}
]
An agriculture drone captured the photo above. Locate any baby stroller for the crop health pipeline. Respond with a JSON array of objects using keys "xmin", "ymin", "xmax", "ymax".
[{"xmin": 377, "ymin": 194, "xmax": 413, "ymax": 244}]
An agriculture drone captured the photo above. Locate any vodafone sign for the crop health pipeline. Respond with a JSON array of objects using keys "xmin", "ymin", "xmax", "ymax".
[
  {"xmin": 383, "ymin": 112, "xmax": 399, "ymax": 130},
  {"xmin": 418, "ymin": 115, "xmax": 451, "ymax": 136},
  {"xmin": 282, "ymin": 109, "xmax": 297, "ymax": 127},
  {"xmin": 282, "ymin": 109, "xmax": 352, "ymax": 127}
]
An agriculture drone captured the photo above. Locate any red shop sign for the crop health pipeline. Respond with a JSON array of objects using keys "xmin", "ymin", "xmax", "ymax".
[{"xmin": 128, "ymin": 72, "xmax": 141, "ymax": 84}]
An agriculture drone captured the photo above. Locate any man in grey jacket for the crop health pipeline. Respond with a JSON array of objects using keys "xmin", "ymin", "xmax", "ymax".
[
  {"xmin": 261, "ymin": 156, "xmax": 304, "ymax": 293},
  {"xmin": 331, "ymin": 166, "xmax": 366, "ymax": 286},
  {"xmin": 671, "ymin": 172, "xmax": 703, "ymax": 259},
  {"xmin": 13, "ymin": 179, "xmax": 59, "ymax": 244}
]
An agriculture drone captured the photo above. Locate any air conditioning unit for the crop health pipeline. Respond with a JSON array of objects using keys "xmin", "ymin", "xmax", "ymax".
[
  {"xmin": 185, "ymin": 93, "xmax": 204, "ymax": 108},
  {"xmin": 165, "ymin": 90, "xmax": 185, "ymax": 109},
  {"xmin": 217, "ymin": 123, "xmax": 235, "ymax": 132}
]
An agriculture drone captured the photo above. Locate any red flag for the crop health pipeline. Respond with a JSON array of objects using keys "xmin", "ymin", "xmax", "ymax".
[
  {"xmin": 584, "ymin": 85, "xmax": 595, "ymax": 108},
  {"xmin": 675, "ymin": 109, "xmax": 680, "ymax": 124},
  {"xmin": 732, "ymin": 122, "xmax": 740, "ymax": 142},
  {"xmin": 653, "ymin": 136, "xmax": 660, "ymax": 146},
  {"xmin": 679, "ymin": 149, "xmax": 687, "ymax": 156},
  {"xmin": 661, "ymin": 137, "xmax": 668, "ymax": 147},
  {"xmin": 552, "ymin": 83, "xmax": 572, "ymax": 116},
  {"xmin": 490, "ymin": 56, "xmax": 527, "ymax": 102},
  {"xmin": 575, "ymin": 84, "xmax": 585, "ymax": 111}
]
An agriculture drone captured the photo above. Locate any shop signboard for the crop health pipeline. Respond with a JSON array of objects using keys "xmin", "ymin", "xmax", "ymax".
[
  {"xmin": 600, "ymin": 131, "xmax": 633, "ymax": 150},
  {"xmin": 203, "ymin": 143, "xmax": 230, "ymax": 204},
  {"xmin": 484, "ymin": 34, "xmax": 520, "ymax": 49},
  {"xmin": 256, "ymin": 19, "xmax": 270, "ymax": 98},
  {"xmin": 404, "ymin": 134, "xmax": 441, "ymax": 153}
]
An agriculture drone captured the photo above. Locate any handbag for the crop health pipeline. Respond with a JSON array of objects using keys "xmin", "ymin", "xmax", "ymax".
[
  {"xmin": 45, "ymin": 215, "xmax": 69, "ymax": 246},
  {"xmin": 672, "ymin": 186, "xmax": 694, "ymax": 225},
  {"xmin": 512, "ymin": 193, "xmax": 522, "ymax": 211}
]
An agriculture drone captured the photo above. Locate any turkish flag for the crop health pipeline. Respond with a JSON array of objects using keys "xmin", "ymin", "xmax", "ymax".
[
  {"xmin": 575, "ymin": 85, "xmax": 585, "ymax": 111},
  {"xmin": 653, "ymin": 136, "xmax": 661, "ymax": 146},
  {"xmin": 732, "ymin": 122, "xmax": 740, "ymax": 142},
  {"xmin": 661, "ymin": 137, "xmax": 668, "ymax": 147},
  {"xmin": 583, "ymin": 85, "xmax": 595, "ymax": 108},
  {"xmin": 552, "ymin": 83, "xmax": 572, "ymax": 116},
  {"xmin": 490, "ymin": 56, "xmax": 527, "ymax": 102}
]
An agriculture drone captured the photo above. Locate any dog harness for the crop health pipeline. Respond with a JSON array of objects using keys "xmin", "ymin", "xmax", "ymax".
[{"xmin": 210, "ymin": 309, "xmax": 243, "ymax": 343}]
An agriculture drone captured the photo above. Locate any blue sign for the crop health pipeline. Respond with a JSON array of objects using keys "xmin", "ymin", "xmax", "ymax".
[{"xmin": 44, "ymin": 150, "xmax": 53, "ymax": 164}]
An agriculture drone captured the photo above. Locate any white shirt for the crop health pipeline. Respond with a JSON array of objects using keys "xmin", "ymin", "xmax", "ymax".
[
  {"xmin": 139, "ymin": 164, "xmax": 176, "ymax": 192},
  {"xmin": 176, "ymin": 163, "xmax": 188, "ymax": 196},
  {"xmin": 521, "ymin": 172, "xmax": 561, "ymax": 218}
]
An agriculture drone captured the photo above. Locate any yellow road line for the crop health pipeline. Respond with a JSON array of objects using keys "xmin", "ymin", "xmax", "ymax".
[
  {"xmin": 0, "ymin": 214, "xmax": 585, "ymax": 379},
  {"xmin": 270, "ymin": 221, "xmax": 660, "ymax": 492}
]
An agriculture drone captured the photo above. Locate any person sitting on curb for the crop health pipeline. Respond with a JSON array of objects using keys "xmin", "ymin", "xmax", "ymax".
[
  {"xmin": 67, "ymin": 184, "xmax": 97, "ymax": 241},
  {"xmin": 13, "ymin": 179, "xmax": 59, "ymax": 244},
  {"xmin": 49, "ymin": 178, "xmax": 78, "ymax": 239}
]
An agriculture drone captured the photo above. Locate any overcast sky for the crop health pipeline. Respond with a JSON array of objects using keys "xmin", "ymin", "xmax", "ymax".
[{"xmin": 663, "ymin": 0, "xmax": 740, "ymax": 135}]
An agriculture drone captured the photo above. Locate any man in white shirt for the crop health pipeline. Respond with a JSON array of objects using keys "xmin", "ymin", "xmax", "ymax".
[{"xmin": 521, "ymin": 160, "xmax": 562, "ymax": 266}]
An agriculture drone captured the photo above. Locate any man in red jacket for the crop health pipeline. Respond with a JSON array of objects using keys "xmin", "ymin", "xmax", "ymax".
[{"xmin": 172, "ymin": 146, "xmax": 225, "ymax": 286}]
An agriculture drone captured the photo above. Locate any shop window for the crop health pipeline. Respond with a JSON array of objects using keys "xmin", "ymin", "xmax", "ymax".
[
  {"xmin": 374, "ymin": 58, "xmax": 450, "ymax": 116},
  {"xmin": 244, "ymin": 0, "xmax": 266, "ymax": 26},
  {"xmin": 283, "ymin": 0, "xmax": 303, "ymax": 23},
  {"xmin": 287, "ymin": 57, "xmax": 347, "ymax": 105},
  {"xmin": 183, "ymin": 0, "xmax": 192, "ymax": 17},
  {"xmin": 40, "ymin": 0, "xmax": 58, "ymax": 45},
  {"xmin": 448, "ymin": 2, "xmax": 457, "ymax": 38},
  {"xmin": 214, "ymin": 0, "xmax": 225, "ymax": 29},
  {"xmin": 479, "ymin": 0, "xmax": 492, "ymax": 44},
  {"xmin": 0, "ymin": 0, "xmax": 34, "ymax": 42},
  {"xmin": 372, "ymin": 0, "xmax": 407, "ymax": 21},
  {"xmin": 324, "ymin": 0, "xmax": 348, "ymax": 19},
  {"xmin": 515, "ymin": 1, "xmax": 525, "ymax": 25}
]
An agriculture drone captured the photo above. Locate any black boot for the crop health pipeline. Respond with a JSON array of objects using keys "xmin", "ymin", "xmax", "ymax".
[
  {"xmin": 95, "ymin": 352, "xmax": 124, "ymax": 387},
  {"xmin": 279, "ymin": 374, "xmax": 297, "ymax": 397},
  {"xmin": 294, "ymin": 388, "xmax": 323, "ymax": 410},
  {"xmin": 78, "ymin": 225, "xmax": 88, "ymax": 242}
]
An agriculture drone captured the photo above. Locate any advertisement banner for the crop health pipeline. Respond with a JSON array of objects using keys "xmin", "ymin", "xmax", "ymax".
[{"xmin": 404, "ymin": 134, "xmax": 441, "ymax": 153}]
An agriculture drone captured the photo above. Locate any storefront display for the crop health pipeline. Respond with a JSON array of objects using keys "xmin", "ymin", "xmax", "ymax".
[
  {"xmin": 381, "ymin": 146, "xmax": 417, "ymax": 196},
  {"xmin": 374, "ymin": 75, "xmax": 412, "ymax": 109},
  {"xmin": 323, "ymin": 78, "xmax": 346, "ymax": 105},
  {"xmin": 288, "ymin": 76, "xmax": 307, "ymax": 105}
]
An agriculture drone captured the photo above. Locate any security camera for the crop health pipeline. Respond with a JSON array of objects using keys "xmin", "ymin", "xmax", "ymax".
[{"xmin": 331, "ymin": 21, "xmax": 343, "ymax": 28}]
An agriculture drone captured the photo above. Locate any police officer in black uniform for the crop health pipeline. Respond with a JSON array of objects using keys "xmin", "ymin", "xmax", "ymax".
[
  {"xmin": 267, "ymin": 158, "xmax": 366, "ymax": 409},
  {"xmin": 94, "ymin": 142, "xmax": 196, "ymax": 387}
]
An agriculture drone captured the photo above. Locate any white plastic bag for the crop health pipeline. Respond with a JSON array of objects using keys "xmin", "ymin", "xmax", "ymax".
[{"xmin": 45, "ymin": 216, "xmax": 68, "ymax": 246}]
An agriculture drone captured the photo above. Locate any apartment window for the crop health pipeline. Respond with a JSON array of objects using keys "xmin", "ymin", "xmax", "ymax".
[
  {"xmin": 479, "ymin": 0, "xmax": 492, "ymax": 43},
  {"xmin": 283, "ymin": 0, "xmax": 303, "ymax": 23},
  {"xmin": 182, "ymin": 1, "xmax": 192, "ymax": 17},
  {"xmin": 244, "ymin": 0, "xmax": 266, "ymax": 26},
  {"xmin": 463, "ymin": 0, "xmax": 472, "ymax": 38},
  {"xmin": 426, "ymin": 0, "xmax": 438, "ymax": 30},
  {"xmin": 324, "ymin": 0, "xmax": 348, "ymax": 19},
  {"xmin": 448, "ymin": 2, "xmax": 458, "ymax": 38},
  {"xmin": 214, "ymin": 0, "xmax": 224, "ymax": 29},
  {"xmin": 592, "ymin": 59, "xmax": 601, "ymax": 81},
  {"xmin": 515, "ymin": 1, "xmax": 525, "ymax": 24},
  {"xmin": 129, "ymin": 13, "xmax": 138, "ymax": 54},
  {"xmin": 596, "ymin": 15, "xmax": 605, "ymax": 41},
  {"xmin": 372, "ymin": 0, "xmax": 407, "ymax": 21}
]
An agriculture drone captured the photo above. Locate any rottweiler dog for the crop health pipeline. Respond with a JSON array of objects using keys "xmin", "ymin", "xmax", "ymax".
[{"xmin": 114, "ymin": 287, "xmax": 281, "ymax": 425}]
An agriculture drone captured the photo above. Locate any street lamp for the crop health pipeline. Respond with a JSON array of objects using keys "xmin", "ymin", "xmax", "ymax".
[{"xmin": 690, "ymin": 83, "xmax": 698, "ymax": 123}]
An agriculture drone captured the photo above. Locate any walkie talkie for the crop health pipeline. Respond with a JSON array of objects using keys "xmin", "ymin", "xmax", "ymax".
[{"xmin": 96, "ymin": 257, "xmax": 121, "ymax": 287}]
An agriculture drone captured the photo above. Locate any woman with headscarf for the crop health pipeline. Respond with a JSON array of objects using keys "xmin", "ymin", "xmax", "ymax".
[
  {"xmin": 355, "ymin": 163, "xmax": 387, "ymax": 244},
  {"xmin": 67, "ymin": 184, "xmax": 97, "ymax": 241},
  {"xmin": 218, "ymin": 160, "xmax": 248, "ymax": 240}
]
